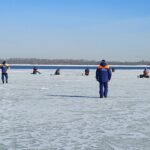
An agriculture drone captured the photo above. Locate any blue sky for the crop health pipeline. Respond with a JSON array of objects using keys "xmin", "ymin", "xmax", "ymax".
[{"xmin": 0, "ymin": 0, "xmax": 150, "ymax": 61}]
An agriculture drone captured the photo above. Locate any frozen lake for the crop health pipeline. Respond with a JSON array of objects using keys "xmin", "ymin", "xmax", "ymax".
[{"xmin": 0, "ymin": 69, "xmax": 150, "ymax": 150}]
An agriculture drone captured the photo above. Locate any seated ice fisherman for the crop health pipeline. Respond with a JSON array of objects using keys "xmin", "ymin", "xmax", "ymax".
[
  {"xmin": 139, "ymin": 68, "xmax": 149, "ymax": 78},
  {"xmin": 54, "ymin": 69, "xmax": 60, "ymax": 75},
  {"xmin": 32, "ymin": 67, "xmax": 41, "ymax": 74},
  {"xmin": 85, "ymin": 68, "xmax": 90, "ymax": 76},
  {"xmin": 143, "ymin": 68, "xmax": 149, "ymax": 78}
]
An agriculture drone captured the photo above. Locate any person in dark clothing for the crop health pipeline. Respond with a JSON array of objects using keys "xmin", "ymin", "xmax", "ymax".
[
  {"xmin": 0, "ymin": 61, "xmax": 10, "ymax": 84},
  {"xmin": 96, "ymin": 60, "xmax": 112, "ymax": 98},
  {"xmin": 54, "ymin": 69, "xmax": 60, "ymax": 75},
  {"xmin": 111, "ymin": 67, "xmax": 115, "ymax": 72},
  {"xmin": 85, "ymin": 68, "xmax": 90, "ymax": 76},
  {"xmin": 143, "ymin": 68, "xmax": 149, "ymax": 77},
  {"xmin": 139, "ymin": 68, "xmax": 149, "ymax": 78},
  {"xmin": 32, "ymin": 67, "xmax": 41, "ymax": 74}
]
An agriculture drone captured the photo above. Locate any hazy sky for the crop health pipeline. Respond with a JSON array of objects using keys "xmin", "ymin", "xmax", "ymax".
[{"xmin": 0, "ymin": 0, "xmax": 150, "ymax": 61}]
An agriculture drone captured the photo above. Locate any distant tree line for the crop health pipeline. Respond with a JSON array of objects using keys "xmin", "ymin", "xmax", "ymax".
[{"xmin": 0, "ymin": 58, "xmax": 150, "ymax": 65}]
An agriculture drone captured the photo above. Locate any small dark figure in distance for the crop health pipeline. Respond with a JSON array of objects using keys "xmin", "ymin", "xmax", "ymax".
[
  {"xmin": 0, "ymin": 61, "xmax": 10, "ymax": 84},
  {"xmin": 55, "ymin": 69, "xmax": 60, "ymax": 75},
  {"xmin": 96, "ymin": 60, "xmax": 112, "ymax": 98},
  {"xmin": 32, "ymin": 67, "xmax": 41, "ymax": 74},
  {"xmin": 85, "ymin": 68, "xmax": 90, "ymax": 76},
  {"xmin": 111, "ymin": 67, "xmax": 115, "ymax": 72},
  {"xmin": 139, "ymin": 68, "xmax": 149, "ymax": 78}
]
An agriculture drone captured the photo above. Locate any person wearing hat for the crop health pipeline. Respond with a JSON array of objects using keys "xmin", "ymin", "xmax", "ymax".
[
  {"xmin": 96, "ymin": 60, "xmax": 112, "ymax": 98},
  {"xmin": 54, "ymin": 68, "xmax": 60, "ymax": 75},
  {"xmin": 143, "ymin": 68, "xmax": 149, "ymax": 77},
  {"xmin": 85, "ymin": 68, "xmax": 90, "ymax": 76},
  {"xmin": 32, "ymin": 66, "xmax": 41, "ymax": 74},
  {"xmin": 139, "ymin": 67, "xmax": 149, "ymax": 78},
  {"xmin": 0, "ymin": 61, "xmax": 10, "ymax": 84}
]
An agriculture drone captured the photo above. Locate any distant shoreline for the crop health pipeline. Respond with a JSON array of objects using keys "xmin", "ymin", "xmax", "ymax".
[
  {"xmin": 0, "ymin": 58, "xmax": 150, "ymax": 66},
  {"xmin": 10, "ymin": 64, "xmax": 150, "ymax": 70}
]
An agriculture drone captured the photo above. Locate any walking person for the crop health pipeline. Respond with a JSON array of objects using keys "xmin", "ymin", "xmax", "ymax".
[
  {"xmin": 0, "ymin": 61, "xmax": 10, "ymax": 84},
  {"xmin": 96, "ymin": 60, "xmax": 112, "ymax": 98}
]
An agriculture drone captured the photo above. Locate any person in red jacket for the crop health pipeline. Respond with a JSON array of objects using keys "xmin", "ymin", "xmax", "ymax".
[{"xmin": 96, "ymin": 60, "xmax": 112, "ymax": 98}]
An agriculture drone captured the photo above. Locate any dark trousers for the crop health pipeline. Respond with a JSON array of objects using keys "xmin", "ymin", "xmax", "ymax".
[
  {"xmin": 99, "ymin": 82, "xmax": 108, "ymax": 98},
  {"xmin": 1, "ymin": 73, "xmax": 8, "ymax": 83},
  {"xmin": 140, "ymin": 74, "xmax": 149, "ymax": 78}
]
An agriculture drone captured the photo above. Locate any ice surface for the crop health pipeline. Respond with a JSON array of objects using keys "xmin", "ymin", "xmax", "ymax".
[{"xmin": 0, "ymin": 69, "xmax": 150, "ymax": 150}]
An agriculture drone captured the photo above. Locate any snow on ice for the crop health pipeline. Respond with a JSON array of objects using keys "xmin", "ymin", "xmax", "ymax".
[{"xmin": 0, "ymin": 69, "xmax": 150, "ymax": 150}]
